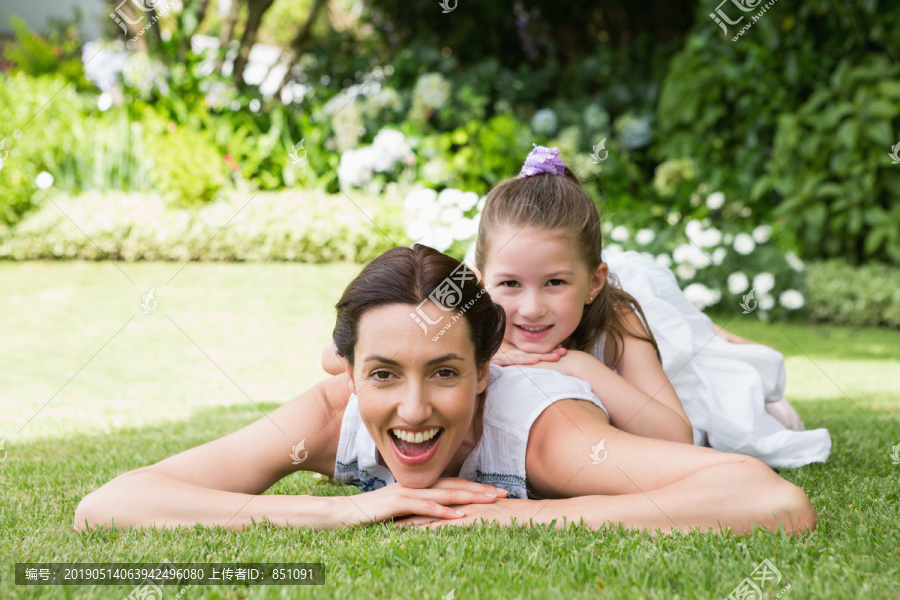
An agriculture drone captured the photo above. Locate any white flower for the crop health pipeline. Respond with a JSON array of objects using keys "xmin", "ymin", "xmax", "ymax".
[
  {"xmin": 666, "ymin": 212, "xmax": 681, "ymax": 225},
  {"xmin": 673, "ymin": 243, "xmax": 711, "ymax": 269},
  {"xmin": 733, "ymin": 233, "xmax": 756, "ymax": 255},
  {"xmin": 438, "ymin": 188, "xmax": 464, "ymax": 207},
  {"xmin": 779, "ymin": 289, "xmax": 804, "ymax": 310},
  {"xmin": 605, "ymin": 243, "xmax": 624, "ymax": 255},
  {"xmin": 752, "ymin": 224, "xmax": 772, "ymax": 244},
  {"xmin": 727, "ymin": 272, "xmax": 749, "ymax": 294},
  {"xmin": 635, "ymin": 228, "xmax": 656, "ymax": 245},
  {"xmin": 440, "ymin": 206, "xmax": 464, "ymax": 224},
  {"xmin": 337, "ymin": 147, "xmax": 375, "ymax": 188},
  {"xmin": 685, "ymin": 220, "xmax": 703, "ymax": 240},
  {"xmin": 457, "ymin": 191, "xmax": 479, "ymax": 211},
  {"xmin": 35, "ymin": 171, "xmax": 54, "ymax": 190},
  {"xmin": 676, "ymin": 262, "xmax": 696, "ymax": 280},
  {"xmin": 705, "ymin": 191, "xmax": 725, "ymax": 210},
  {"xmin": 370, "ymin": 128, "xmax": 411, "ymax": 172},
  {"xmin": 698, "ymin": 228, "xmax": 722, "ymax": 248},
  {"xmin": 712, "ymin": 247, "xmax": 727, "ymax": 265},
  {"xmin": 404, "ymin": 188, "xmax": 438, "ymax": 212},
  {"xmin": 450, "ymin": 217, "xmax": 478, "ymax": 241},
  {"xmin": 683, "ymin": 283, "xmax": 722, "ymax": 310},
  {"xmin": 97, "ymin": 92, "xmax": 113, "ymax": 112},
  {"xmin": 476, "ymin": 196, "xmax": 487, "ymax": 212},
  {"xmin": 655, "ymin": 253, "xmax": 672, "ymax": 269},
  {"xmin": 752, "ymin": 273, "xmax": 775, "ymax": 295},
  {"xmin": 759, "ymin": 294, "xmax": 775, "ymax": 311},
  {"xmin": 531, "ymin": 108, "xmax": 558, "ymax": 135},
  {"xmin": 610, "ymin": 225, "xmax": 629, "ymax": 242},
  {"xmin": 785, "ymin": 251, "xmax": 805, "ymax": 272}
]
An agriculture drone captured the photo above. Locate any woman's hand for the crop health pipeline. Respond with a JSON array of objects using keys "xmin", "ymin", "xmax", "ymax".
[
  {"xmin": 343, "ymin": 479, "xmax": 508, "ymax": 526},
  {"xmin": 491, "ymin": 340, "xmax": 566, "ymax": 366},
  {"xmin": 392, "ymin": 497, "xmax": 526, "ymax": 529}
]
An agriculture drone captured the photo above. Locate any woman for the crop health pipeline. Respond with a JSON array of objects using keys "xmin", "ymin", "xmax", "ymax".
[{"xmin": 74, "ymin": 245, "xmax": 815, "ymax": 534}]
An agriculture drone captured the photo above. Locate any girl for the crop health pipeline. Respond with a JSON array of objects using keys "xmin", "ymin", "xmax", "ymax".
[
  {"xmin": 475, "ymin": 145, "xmax": 831, "ymax": 468},
  {"xmin": 76, "ymin": 245, "xmax": 815, "ymax": 535}
]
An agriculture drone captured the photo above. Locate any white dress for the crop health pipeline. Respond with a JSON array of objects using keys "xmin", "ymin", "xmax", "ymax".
[
  {"xmin": 599, "ymin": 250, "xmax": 831, "ymax": 468},
  {"xmin": 334, "ymin": 365, "xmax": 608, "ymax": 499}
]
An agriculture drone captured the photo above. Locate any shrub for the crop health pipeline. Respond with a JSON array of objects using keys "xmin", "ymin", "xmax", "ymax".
[
  {"xmin": 147, "ymin": 125, "xmax": 230, "ymax": 206},
  {"xmin": 0, "ymin": 73, "xmax": 90, "ymax": 226},
  {"xmin": 764, "ymin": 56, "xmax": 900, "ymax": 265},
  {"xmin": 0, "ymin": 190, "xmax": 406, "ymax": 263},
  {"xmin": 804, "ymin": 260, "xmax": 900, "ymax": 328}
]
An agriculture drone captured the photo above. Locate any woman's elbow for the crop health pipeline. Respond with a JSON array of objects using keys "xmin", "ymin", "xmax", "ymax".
[
  {"xmin": 73, "ymin": 491, "xmax": 104, "ymax": 532},
  {"xmin": 778, "ymin": 481, "xmax": 817, "ymax": 535}
]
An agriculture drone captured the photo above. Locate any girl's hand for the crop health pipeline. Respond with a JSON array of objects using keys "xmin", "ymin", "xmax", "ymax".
[
  {"xmin": 344, "ymin": 479, "xmax": 508, "ymax": 526},
  {"xmin": 491, "ymin": 340, "xmax": 566, "ymax": 366}
]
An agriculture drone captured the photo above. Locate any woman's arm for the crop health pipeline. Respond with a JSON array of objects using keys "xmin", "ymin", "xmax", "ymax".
[
  {"xmin": 74, "ymin": 374, "xmax": 503, "ymax": 531},
  {"xmin": 407, "ymin": 399, "xmax": 815, "ymax": 535},
  {"xmin": 534, "ymin": 350, "xmax": 693, "ymax": 444}
]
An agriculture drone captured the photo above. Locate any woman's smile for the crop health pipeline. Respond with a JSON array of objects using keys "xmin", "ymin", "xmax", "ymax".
[
  {"xmin": 351, "ymin": 303, "xmax": 490, "ymax": 487},
  {"xmin": 390, "ymin": 426, "xmax": 445, "ymax": 465}
]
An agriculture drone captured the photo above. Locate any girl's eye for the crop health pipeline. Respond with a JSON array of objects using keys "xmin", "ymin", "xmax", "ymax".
[
  {"xmin": 499, "ymin": 280, "xmax": 520, "ymax": 288},
  {"xmin": 547, "ymin": 279, "xmax": 565, "ymax": 286}
]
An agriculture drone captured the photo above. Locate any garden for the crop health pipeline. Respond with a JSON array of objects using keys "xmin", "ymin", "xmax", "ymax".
[{"xmin": 1, "ymin": 0, "xmax": 899, "ymax": 598}]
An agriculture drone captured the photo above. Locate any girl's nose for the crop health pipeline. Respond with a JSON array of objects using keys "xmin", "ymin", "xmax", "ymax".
[{"xmin": 518, "ymin": 290, "xmax": 545, "ymax": 319}]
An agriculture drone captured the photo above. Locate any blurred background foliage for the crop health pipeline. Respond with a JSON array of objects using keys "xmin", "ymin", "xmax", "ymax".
[{"xmin": 1, "ymin": 0, "xmax": 898, "ymax": 323}]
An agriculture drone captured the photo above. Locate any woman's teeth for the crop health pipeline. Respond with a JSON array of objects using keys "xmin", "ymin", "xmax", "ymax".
[
  {"xmin": 519, "ymin": 325, "xmax": 550, "ymax": 332},
  {"xmin": 392, "ymin": 427, "xmax": 440, "ymax": 443}
]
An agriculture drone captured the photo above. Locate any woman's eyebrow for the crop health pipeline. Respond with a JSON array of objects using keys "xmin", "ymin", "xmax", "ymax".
[{"xmin": 362, "ymin": 354, "xmax": 465, "ymax": 366}]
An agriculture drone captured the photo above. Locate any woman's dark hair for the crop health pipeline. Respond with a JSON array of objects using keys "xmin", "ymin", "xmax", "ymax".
[
  {"xmin": 333, "ymin": 244, "xmax": 506, "ymax": 367},
  {"xmin": 475, "ymin": 167, "xmax": 661, "ymax": 368}
]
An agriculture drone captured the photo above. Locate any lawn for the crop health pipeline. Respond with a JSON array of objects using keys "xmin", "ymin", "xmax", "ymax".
[{"xmin": 1, "ymin": 261, "xmax": 898, "ymax": 599}]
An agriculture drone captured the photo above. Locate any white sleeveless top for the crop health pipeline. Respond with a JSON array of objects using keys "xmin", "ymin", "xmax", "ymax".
[{"xmin": 334, "ymin": 365, "xmax": 609, "ymax": 499}]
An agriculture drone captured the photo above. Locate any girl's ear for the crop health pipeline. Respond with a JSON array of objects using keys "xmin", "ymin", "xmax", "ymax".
[{"xmin": 587, "ymin": 262, "xmax": 608, "ymax": 304}]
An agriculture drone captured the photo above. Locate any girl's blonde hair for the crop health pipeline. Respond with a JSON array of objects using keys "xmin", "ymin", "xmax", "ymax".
[{"xmin": 474, "ymin": 167, "xmax": 661, "ymax": 368}]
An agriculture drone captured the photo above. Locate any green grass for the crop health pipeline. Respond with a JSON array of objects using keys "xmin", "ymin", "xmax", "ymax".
[{"xmin": 2, "ymin": 262, "xmax": 898, "ymax": 599}]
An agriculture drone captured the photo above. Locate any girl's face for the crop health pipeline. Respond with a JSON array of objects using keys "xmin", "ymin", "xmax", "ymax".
[
  {"xmin": 482, "ymin": 226, "xmax": 607, "ymax": 354},
  {"xmin": 346, "ymin": 303, "xmax": 490, "ymax": 488}
]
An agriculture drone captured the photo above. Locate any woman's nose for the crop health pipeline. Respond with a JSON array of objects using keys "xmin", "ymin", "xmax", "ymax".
[{"xmin": 396, "ymin": 382, "xmax": 432, "ymax": 425}]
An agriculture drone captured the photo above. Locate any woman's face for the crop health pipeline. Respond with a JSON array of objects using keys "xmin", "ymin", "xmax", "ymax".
[
  {"xmin": 482, "ymin": 226, "xmax": 606, "ymax": 354},
  {"xmin": 347, "ymin": 303, "xmax": 490, "ymax": 488}
]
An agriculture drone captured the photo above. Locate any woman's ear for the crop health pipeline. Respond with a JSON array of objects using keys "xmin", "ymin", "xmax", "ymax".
[
  {"xmin": 344, "ymin": 361, "xmax": 356, "ymax": 395},
  {"xmin": 476, "ymin": 361, "xmax": 491, "ymax": 394},
  {"xmin": 587, "ymin": 262, "xmax": 609, "ymax": 303}
]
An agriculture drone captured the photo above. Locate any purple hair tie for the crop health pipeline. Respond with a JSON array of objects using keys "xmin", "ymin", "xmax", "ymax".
[{"xmin": 518, "ymin": 144, "xmax": 567, "ymax": 178}]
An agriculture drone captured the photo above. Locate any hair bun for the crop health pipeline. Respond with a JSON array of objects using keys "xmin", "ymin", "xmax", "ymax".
[{"xmin": 519, "ymin": 144, "xmax": 567, "ymax": 178}]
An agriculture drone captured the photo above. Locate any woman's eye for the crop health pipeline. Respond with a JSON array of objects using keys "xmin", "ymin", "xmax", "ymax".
[
  {"xmin": 434, "ymin": 368, "xmax": 457, "ymax": 379},
  {"xmin": 499, "ymin": 280, "xmax": 519, "ymax": 288},
  {"xmin": 371, "ymin": 370, "xmax": 393, "ymax": 381}
]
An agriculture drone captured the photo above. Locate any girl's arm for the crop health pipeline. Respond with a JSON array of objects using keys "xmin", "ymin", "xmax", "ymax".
[
  {"xmin": 612, "ymin": 310, "xmax": 692, "ymax": 433},
  {"xmin": 322, "ymin": 341, "xmax": 346, "ymax": 375},
  {"xmin": 74, "ymin": 374, "xmax": 503, "ymax": 531},
  {"xmin": 406, "ymin": 399, "xmax": 815, "ymax": 535},
  {"xmin": 557, "ymin": 350, "xmax": 692, "ymax": 443}
]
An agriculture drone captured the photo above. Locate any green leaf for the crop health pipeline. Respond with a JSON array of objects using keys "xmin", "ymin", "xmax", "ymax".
[{"xmin": 865, "ymin": 99, "xmax": 898, "ymax": 119}]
